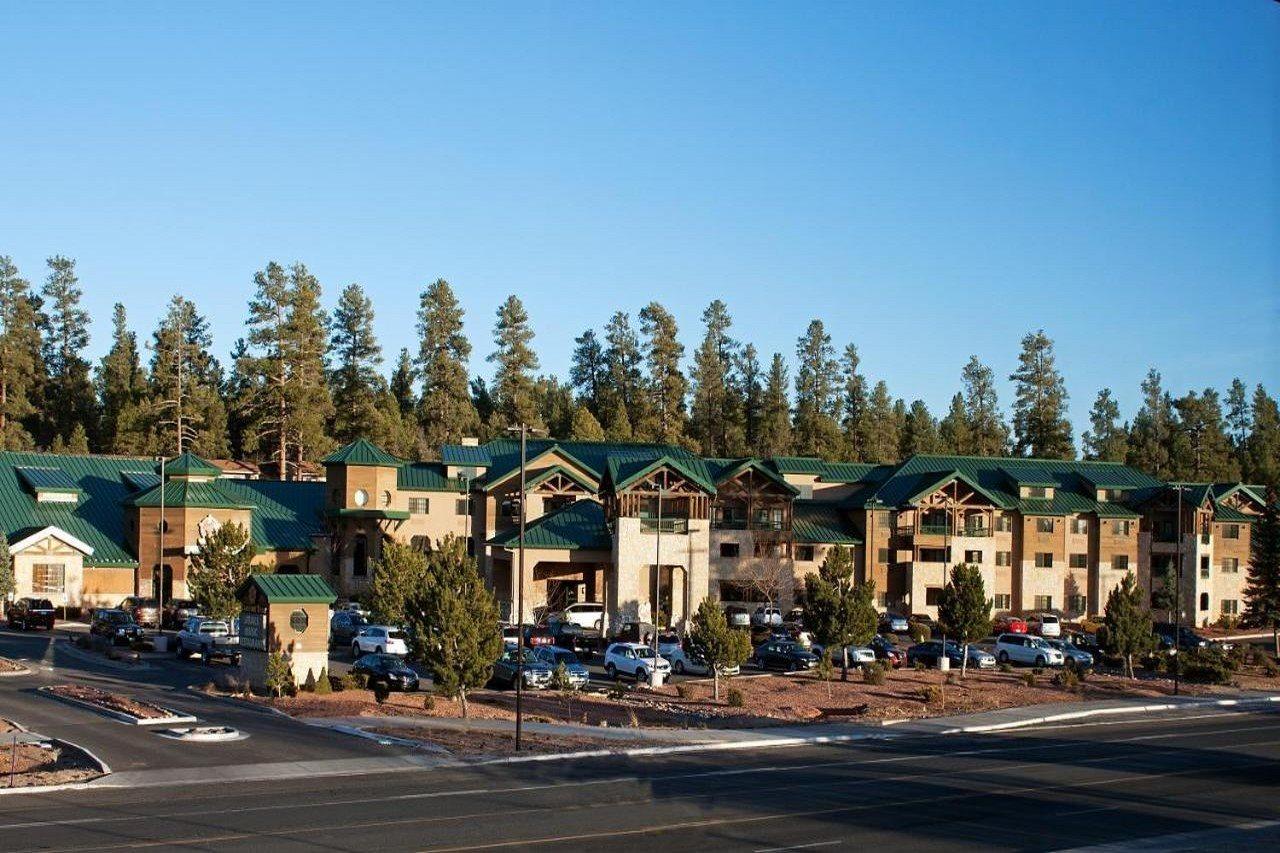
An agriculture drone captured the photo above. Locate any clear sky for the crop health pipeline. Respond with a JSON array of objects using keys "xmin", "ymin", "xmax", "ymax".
[{"xmin": 1, "ymin": 2, "xmax": 1276, "ymax": 437}]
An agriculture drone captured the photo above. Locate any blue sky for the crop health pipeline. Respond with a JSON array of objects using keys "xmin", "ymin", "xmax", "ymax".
[{"xmin": 1, "ymin": 2, "xmax": 1275, "ymax": 436}]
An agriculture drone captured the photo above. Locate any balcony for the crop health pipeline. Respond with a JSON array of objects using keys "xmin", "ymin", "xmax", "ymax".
[
  {"xmin": 962, "ymin": 526, "xmax": 992, "ymax": 537},
  {"xmin": 1200, "ymin": 533, "xmax": 1211, "ymax": 546},
  {"xmin": 640, "ymin": 517, "xmax": 688, "ymax": 534},
  {"xmin": 919, "ymin": 524, "xmax": 951, "ymax": 536}
]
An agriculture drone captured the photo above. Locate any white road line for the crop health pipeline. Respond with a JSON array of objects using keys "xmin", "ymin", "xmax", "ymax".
[{"xmin": 754, "ymin": 841, "xmax": 843, "ymax": 852}]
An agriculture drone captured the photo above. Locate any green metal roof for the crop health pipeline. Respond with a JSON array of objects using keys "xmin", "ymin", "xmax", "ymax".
[
  {"xmin": 162, "ymin": 452, "xmax": 222, "ymax": 478},
  {"xmin": 222, "ymin": 479, "xmax": 325, "ymax": 552},
  {"xmin": 1094, "ymin": 501, "xmax": 1141, "ymax": 519},
  {"xmin": 397, "ymin": 462, "xmax": 469, "ymax": 492},
  {"xmin": 488, "ymin": 499, "xmax": 612, "ymax": 551},
  {"xmin": 707, "ymin": 458, "xmax": 798, "ymax": 495},
  {"xmin": 769, "ymin": 456, "xmax": 827, "ymax": 475},
  {"xmin": 14, "ymin": 466, "xmax": 83, "ymax": 494},
  {"xmin": 817, "ymin": 462, "xmax": 883, "ymax": 483},
  {"xmin": 325, "ymin": 508, "xmax": 411, "ymax": 520},
  {"xmin": 121, "ymin": 470, "xmax": 161, "ymax": 492},
  {"xmin": 236, "ymin": 572, "xmax": 336, "ymax": 604},
  {"xmin": 126, "ymin": 479, "xmax": 256, "ymax": 510},
  {"xmin": 903, "ymin": 470, "xmax": 1009, "ymax": 509},
  {"xmin": 523, "ymin": 464, "xmax": 600, "ymax": 492},
  {"xmin": 440, "ymin": 444, "xmax": 493, "ymax": 467},
  {"xmin": 793, "ymin": 501, "xmax": 862, "ymax": 544},
  {"xmin": 606, "ymin": 453, "xmax": 718, "ymax": 495},
  {"xmin": 1213, "ymin": 504, "xmax": 1257, "ymax": 523},
  {"xmin": 483, "ymin": 444, "xmax": 604, "ymax": 492},
  {"xmin": 321, "ymin": 438, "xmax": 402, "ymax": 467}
]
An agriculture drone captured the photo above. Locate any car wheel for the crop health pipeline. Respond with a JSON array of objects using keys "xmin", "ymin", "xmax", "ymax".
[
  {"xmin": 352, "ymin": 643, "xmax": 361, "ymax": 657},
  {"xmin": 605, "ymin": 663, "xmax": 617, "ymax": 681},
  {"xmin": 175, "ymin": 639, "xmax": 185, "ymax": 657},
  {"xmin": 635, "ymin": 666, "xmax": 647, "ymax": 683},
  {"xmin": 1035, "ymin": 655, "xmax": 1046, "ymax": 667},
  {"xmin": 674, "ymin": 660, "xmax": 685, "ymax": 675},
  {"xmin": 998, "ymin": 650, "xmax": 1010, "ymax": 663},
  {"xmin": 375, "ymin": 646, "xmax": 384, "ymax": 655}
]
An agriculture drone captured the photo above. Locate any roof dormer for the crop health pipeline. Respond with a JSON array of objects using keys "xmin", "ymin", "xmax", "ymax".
[{"xmin": 15, "ymin": 466, "xmax": 83, "ymax": 504}]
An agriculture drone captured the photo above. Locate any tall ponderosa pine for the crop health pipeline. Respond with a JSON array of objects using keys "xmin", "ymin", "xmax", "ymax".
[
  {"xmin": 938, "ymin": 393, "xmax": 971, "ymax": 455},
  {"xmin": 39, "ymin": 256, "xmax": 96, "ymax": 449},
  {"xmin": 0, "ymin": 257, "xmax": 42, "ymax": 450},
  {"xmin": 536, "ymin": 376, "xmax": 575, "ymax": 439},
  {"xmin": 863, "ymin": 380, "xmax": 899, "ymax": 464},
  {"xmin": 901, "ymin": 400, "xmax": 940, "ymax": 456},
  {"xmin": 1126, "ymin": 368, "xmax": 1175, "ymax": 478},
  {"xmin": 329, "ymin": 284, "xmax": 384, "ymax": 445},
  {"xmin": 488, "ymin": 295, "xmax": 541, "ymax": 430},
  {"xmin": 96, "ymin": 303, "xmax": 143, "ymax": 453},
  {"xmin": 1225, "ymin": 378, "xmax": 1251, "ymax": 452},
  {"xmin": 1082, "ymin": 388, "xmax": 1127, "ymax": 462},
  {"xmin": 1244, "ymin": 385, "xmax": 1280, "ymax": 486},
  {"xmin": 1171, "ymin": 389, "xmax": 1238, "ymax": 481},
  {"xmin": 839, "ymin": 344, "xmax": 869, "ymax": 461},
  {"xmin": 1009, "ymin": 331, "xmax": 1073, "ymax": 459},
  {"xmin": 792, "ymin": 319, "xmax": 840, "ymax": 457},
  {"xmin": 146, "ymin": 296, "xmax": 229, "ymax": 456},
  {"xmin": 569, "ymin": 329, "xmax": 606, "ymax": 419},
  {"xmin": 1243, "ymin": 488, "xmax": 1280, "ymax": 656},
  {"xmin": 757, "ymin": 353, "xmax": 792, "ymax": 457},
  {"xmin": 389, "ymin": 348, "xmax": 417, "ymax": 416},
  {"xmin": 637, "ymin": 301, "xmax": 687, "ymax": 444},
  {"xmin": 738, "ymin": 344, "xmax": 764, "ymax": 452},
  {"xmin": 416, "ymin": 279, "xmax": 479, "ymax": 447},
  {"xmin": 962, "ymin": 356, "xmax": 1008, "ymax": 456},
  {"xmin": 602, "ymin": 312, "xmax": 644, "ymax": 438},
  {"xmin": 689, "ymin": 301, "xmax": 743, "ymax": 456}
]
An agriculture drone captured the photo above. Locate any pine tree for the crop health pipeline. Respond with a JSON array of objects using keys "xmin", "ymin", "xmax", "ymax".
[
  {"xmin": 569, "ymin": 329, "xmax": 606, "ymax": 419},
  {"xmin": 569, "ymin": 404, "xmax": 605, "ymax": 441},
  {"xmin": 285, "ymin": 263, "xmax": 335, "ymax": 465},
  {"xmin": 187, "ymin": 521, "xmax": 256, "ymax": 620},
  {"xmin": 803, "ymin": 545, "xmax": 876, "ymax": 680},
  {"xmin": 488, "ymin": 295, "xmax": 541, "ymax": 430},
  {"xmin": 637, "ymin": 301, "xmax": 687, "ymax": 444},
  {"xmin": 687, "ymin": 598, "xmax": 752, "ymax": 701},
  {"xmin": 416, "ymin": 279, "xmax": 479, "ymax": 447},
  {"xmin": 839, "ymin": 344, "xmax": 869, "ymax": 461},
  {"xmin": 368, "ymin": 540, "xmax": 428, "ymax": 626},
  {"xmin": 329, "ymin": 284, "xmax": 383, "ymax": 445},
  {"xmin": 1244, "ymin": 385, "xmax": 1280, "ymax": 486},
  {"xmin": 901, "ymin": 400, "xmax": 940, "ymax": 456},
  {"xmin": 1082, "ymin": 388, "xmax": 1127, "ymax": 462},
  {"xmin": 737, "ymin": 344, "xmax": 764, "ymax": 452},
  {"xmin": 602, "ymin": 312, "xmax": 644, "ymax": 439},
  {"xmin": 603, "ymin": 395, "xmax": 632, "ymax": 441},
  {"xmin": 389, "ymin": 348, "xmax": 417, "ymax": 417},
  {"xmin": 1225, "ymin": 378, "xmax": 1251, "ymax": 453},
  {"xmin": 0, "ymin": 256, "xmax": 42, "ymax": 450},
  {"xmin": 96, "ymin": 304, "xmax": 143, "ymax": 453},
  {"xmin": 937, "ymin": 563, "xmax": 992, "ymax": 676},
  {"xmin": 1009, "ymin": 331, "xmax": 1073, "ymax": 459},
  {"xmin": 863, "ymin": 380, "xmax": 899, "ymax": 464},
  {"xmin": 688, "ymin": 301, "xmax": 743, "ymax": 456},
  {"xmin": 962, "ymin": 356, "xmax": 1008, "ymax": 456},
  {"xmin": 0, "ymin": 536, "xmax": 13, "ymax": 602},
  {"xmin": 938, "ymin": 393, "xmax": 971, "ymax": 455},
  {"xmin": 1103, "ymin": 572, "xmax": 1154, "ymax": 678},
  {"xmin": 1171, "ymin": 389, "xmax": 1239, "ymax": 481},
  {"xmin": 146, "ymin": 296, "xmax": 229, "ymax": 456},
  {"xmin": 1243, "ymin": 487, "xmax": 1280, "ymax": 657},
  {"xmin": 536, "ymin": 376, "xmax": 575, "ymax": 439},
  {"xmin": 1127, "ymin": 369, "xmax": 1174, "ymax": 478},
  {"xmin": 758, "ymin": 354, "xmax": 792, "ymax": 457},
  {"xmin": 39, "ymin": 255, "xmax": 96, "ymax": 449},
  {"xmin": 792, "ymin": 320, "xmax": 841, "ymax": 457}
]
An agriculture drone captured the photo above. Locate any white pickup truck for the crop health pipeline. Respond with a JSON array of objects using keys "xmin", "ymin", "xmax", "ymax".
[{"xmin": 175, "ymin": 617, "xmax": 242, "ymax": 665}]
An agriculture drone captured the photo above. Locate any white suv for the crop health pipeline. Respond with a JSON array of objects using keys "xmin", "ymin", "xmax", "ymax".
[
  {"xmin": 1028, "ymin": 613, "xmax": 1062, "ymax": 637},
  {"xmin": 995, "ymin": 633, "xmax": 1065, "ymax": 667},
  {"xmin": 560, "ymin": 602, "xmax": 605, "ymax": 630},
  {"xmin": 603, "ymin": 642, "xmax": 671, "ymax": 684},
  {"xmin": 352, "ymin": 625, "xmax": 410, "ymax": 657}
]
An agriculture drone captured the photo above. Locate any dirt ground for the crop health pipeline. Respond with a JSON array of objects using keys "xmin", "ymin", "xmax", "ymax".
[
  {"xmin": 0, "ymin": 657, "xmax": 26, "ymax": 674},
  {"xmin": 366, "ymin": 725, "xmax": 652, "ymax": 759},
  {"xmin": 0, "ymin": 739, "xmax": 101, "ymax": 788},
  {"xmin": 46, "ymin": 684, "xmax": 179, "ymax": 720}
]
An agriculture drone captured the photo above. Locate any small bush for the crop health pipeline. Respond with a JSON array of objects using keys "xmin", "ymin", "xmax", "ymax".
[
  {"xmin": 550, "ymin": 662, "xmax": 574, "ymax": 692},
  {"xmin": 1031, "ymin": 667, "xmax": 1044, "ymax": 676},
  {"xmin": 373, "ymin": 682, "xmax": 390, "ymax": 704},
  {"xmin": 351, "ymin": 671, "xmax": 369, "ymax": 690},
  {"xmin": 815, "ymin": 656, "xmax": 834, "ymax": 683},
  {"xmin": 301, "ymin": 669, "xmax": 318, "ymax": 693},
  {"xmin": 909, "ymin": 623, "xmax": 930, "ymax": 644},
  {"xmin": 1260, "ymin": 656, "xmax": 1280, "ymax": 679},
  {"xmin": 918, "ymin": 685, "xmax": 941, "ymax": 704},
  {"xmin": 861, "ymin": 664, "xmax": 886, "ymax": 686},
  {"xmin": 1076, "ymin": 666, "xmax": 1091, "ymax": 682},
  {"xmin": 627, "ymin": 708, "xmax": 640, "ymax": 727},
  {"xmin": 997, "ymin": 662, "xmax": 1013, "ymax": 673},
  {"xmin": 726, "ymin": 688, "xmax": 745, "ymax": 708},
  {"xmin": 1181, "ymin": 648, "xmax": 1234, "ymax": 685},
  {"xmin": 1021, "ymin": 671, "xmax": 1036, "ymax": 688},
  {"xmin": 1052, "ymin": 668, "xmax": 1079, "ymax": 690},
  {"xmin": 607, "ymin": 684, "xmax": 628, "ymax": 700},
  {"xmin": 339, "ymin": 673, "xmax": 359, "ymax": 692},
  {"xmin": 913, "ymin": 661, "xmax": 927, "ymax": 672},
  {"xmin": 314, "ymin": 668, "xmax": 332, "ymax": 695},
  {"xmin": 675, "ymin": 682, "xmax": 694, "ymax": 700},
  {"xmin": 422, "ymin": 693, "xmax": 436, "ymax": 712}
]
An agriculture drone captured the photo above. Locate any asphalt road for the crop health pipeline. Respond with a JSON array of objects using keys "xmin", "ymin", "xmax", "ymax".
[{"xmin": 0, "ymin": 705, "xmax": 1277, "ymax": 851}]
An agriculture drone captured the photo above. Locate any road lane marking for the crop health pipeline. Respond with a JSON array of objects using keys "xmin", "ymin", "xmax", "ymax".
[{"xmin": 754, "ymin": 841, "xmax": 843, "ymax": 852}]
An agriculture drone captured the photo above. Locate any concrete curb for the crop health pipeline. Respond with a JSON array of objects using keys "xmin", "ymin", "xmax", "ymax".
[
  {"xmin": 937, "ymin": 694, "xmax": 1280, "ymax": 734},
  {"xmin": 0, "ymin": 730, "xmax": 113, "ymax": 796},
  {"xmin": 38, "ymin": 686, "xmax": 198, "ymax": 727},
  {"xmin": 183, "ymin": 685, "xmax": 296, "ymax": 719},
  {"xmin": 55, "ymin": 640, "xmax": 155, "ymax": 673}
]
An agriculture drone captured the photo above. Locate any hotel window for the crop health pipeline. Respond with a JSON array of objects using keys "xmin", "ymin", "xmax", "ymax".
[
  {"xmin": 1113, "ymin": 555, "xmax": 1129, "ymax": 571},
  {"xmin": 993, "ymin": 594, "xmax": 1011, "ymax": 610},
  {"xmin": 408, "ymin": 497, "xmax": 430, "ymax": 514},
  {"xmin": 1221, "ymin": 599, "xmax": 1240, "ymax": 616},
  {"xmin": 1036, "ymin": 518, "xmax": 1054, "ymax": 534},
  {"xmin": 32, "ymin": 563, "xmax": 65, "ymax": 594},
  {"xmin": 1111, "ymin": 520, "xmax": 1133, "ymax": 536},
  {"xmin": 1069, "ymin": 553, "xmax": 1087, "ymax": 569},
  {"xmin": 925, "ymin": 587, "xmax": 942, "ymax": 606},
  {"xmin": 1223, "ymin": 524, "xmax": 1240, "ymax": 540},
  {"xmin": 1025, "ymin": 486, "xmax": 1049, "ymax": 499},
  {"xmin": 995, "ymin": 514, "xmax": 1013, "ymax": 533},
  {"xmin": 1067, "ymin": 594, "xmax": 1087, "ymax": 613},
  {"xmin": 796, "ymin": 545, "xmax": 815, "ymax": 562},
  {"xmin": 877, "ymin": 548, "xmax": 890, "ymax": 564},
  {"xmin": 719, "ymin": 543, "xmax": 740, "ymax": 559},
  {"xmin": 1070, "ymin": 517, "xmax": 1088, "ymax": 535},
  {"xmin": 1033, "ymin": 595, "xmax": 1053, "ymax": 610},
  {"xmin": 1034, "ymin": 552, "xmax": 1054, "ymax": 568},
  {"xmin": 352, "ymin": 535, "xmax": 369, "ymax": 577},
  {"xmin": 920, "ymin": 547, "xmax": 949, "ymax": 563},
  {"xmin": 456, "ymin": 498, "xmax": 469, "ymax": 516},
  {"xmin": 963, "ymin": 550, "xmax": 982, "ymax": 564},
  {"xmin": 1222, "ymin": 557, "xmax": 1240, "ymax": 573},
  {"xmin": 996, "ymin": 551, "xmax": 1012, "ymax": 567}
]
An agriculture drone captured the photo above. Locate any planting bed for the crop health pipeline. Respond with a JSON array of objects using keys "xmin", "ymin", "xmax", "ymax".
[{"xmin": 42, "ymin": 684, "xmax": 197, "ymax": 725}]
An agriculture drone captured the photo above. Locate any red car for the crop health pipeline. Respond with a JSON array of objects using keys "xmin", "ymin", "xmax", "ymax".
[{"xmin": 993, "ymin": 614, "xmax": 1028, "ymax": 634}]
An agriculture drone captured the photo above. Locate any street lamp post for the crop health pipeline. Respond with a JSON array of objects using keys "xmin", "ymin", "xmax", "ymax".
[
  {"xmin": 1173, "ymin": 484, "xmax": 1183, "ymax": 697},
  {"xmin": 156, "ymin": 455, "xmax": 166, "ymax": 635},
  {"xmin": 651, "ymin": 485, "xmax": 664, "ymax": 688},
  {"xmin": 505, "ymin": 424, "xmax": 545, "ymax": 751}
]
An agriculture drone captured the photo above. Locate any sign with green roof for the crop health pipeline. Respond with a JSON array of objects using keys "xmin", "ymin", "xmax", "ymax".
[{"xmin": 236, "ymin": 572, "xmax": 336, "ymax": 604}]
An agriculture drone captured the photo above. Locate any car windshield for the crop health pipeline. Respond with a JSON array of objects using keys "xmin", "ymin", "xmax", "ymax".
[
  {"xmin": 634, "ymin": 647, "xmax": 656, "ymax": 659},
  {"xmin": 134, "ymin": 599, "xmax": 158, "ymax": 608},
  {"xmin": 1027, "ymin": 638, "xmax": 1048, "ymax": 648},
  {"xmin": 553, "ymin": 651, "xmax": 580, "ymax": 665},
  {"xmin": 30, "ymin": 599, "xmax": 54, "ymax": 609}
]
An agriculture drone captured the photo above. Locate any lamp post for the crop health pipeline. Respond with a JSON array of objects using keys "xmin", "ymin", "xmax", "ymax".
[
  {"xmin": 505, "ymin": 424, "xmax": 545, "ymax": 751},
  {"xmin": 1173, "ymin": 483, "xmax": 1183, "ymax": 697},
  {"xmin": 156, "ymin": 455, "xmax": 166, "ymax": 635},
  {"xmin": 459, "ymin": 472, "xmax": 471, "ymax": 555},
  {"xmin": 651, "ymin": 484, "xmax": 664, "ymax": 688}
]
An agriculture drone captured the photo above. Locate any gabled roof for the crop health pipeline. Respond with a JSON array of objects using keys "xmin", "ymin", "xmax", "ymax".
[
  {"xmin": 1211, "ymin": 483, "xmax": 1266, "ymax": 508},
  {"xmin": 488, "ymin": 499, "xmax": 612, "ymax": 551},
  {"xmin": 236, "ymin": 572, "xmax": 336, "ymax": 604},
  {"xmin": 709, "ymin": 458, "xmax": 798, "ymax": 495},
  {"xmin": 793, "ymin": 502, "xmax": 862, "ymax": 544},
  {"xmin": 524, "ymin": 464, "xmax": 600, "ymax": 492},
  {"xmin": 121, "ymin": 470, "xmax": 161, "ymax": 492},
  {"xmin": 398, "ymin": 462, "xmax": 469, "ymax": 493},
  {"xmin": 321, "ymin": 439, "xmax": 401, "ymax": 467},
  {"xmin": 126, "ymin": 479, "xmax": 255, "ymax": 510},
  {"xmin": 483, "ymin": 444, "xmax": 602, "ymax": 492},
  {"xmin": 440, "ymin": 444, "xmax": 493, "ymax": 468},
  {"xmin": 1213, "ymin": 504, "xmax": 1258, "ymax": 524},
  {"xmin": 902, "ymin": 469, "xmax": 1010, "ymax": 509},
  {"xmin": 768, "ymin": 456, "xmax": 827, "ymax": 475},
  {"xmin": 162, "ymin": 452, "xmax": 222, "ymax": 478},
  {"xmin": 7, "ymin": 525, "xmax": 95, "ymax": 555},
  {"xmin": 15, "ymin": 466, "xmax": 82, "ymax": 495},
  {"xmin": 606, "ymin": 453, "xmax": 717, "ymax": 495}
]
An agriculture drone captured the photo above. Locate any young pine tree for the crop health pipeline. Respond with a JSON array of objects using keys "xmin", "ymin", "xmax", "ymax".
[
  {"xmin": 687, "ymin": 598, "xmax": 752, "ymax": 701},
  {"xmin": 367, "ymin": 540, "xmax": 428, "ymax": 627},
  {"xmin": 757, "ymin": 354, "xmax": 792, "ymax": 457},
  {"xmin": 937, "ymin": 563, "xmax": 992, "ymax": 677},
  {"xmin": 329, "ymin": 283, "xmax": 384, "ymax": 445},
  {"xmin": 416, "ymin": 279, "xmax": 479, "ymax": 447},
  {"xmin": 1082, "ymin": 388, "xmax": 1127, "ymax": 462},
  {"xmin": 96, "ymin": 303, "xmax": 143, "ymax": 453},
  {"xmin": 1103, "ymin": 572, "xmax": 1154, "ymax": 678},
  {"xmin": 1243, "ymin": 487, "xmax": 1280, "ymax": 657},
  {"xmin": 1009, "ymin": 331, "xmax": 1073, "ymax": 459},
  {"xmin": 803, "ymin": 545, "xmax": 877, "ymax": 681},
  {"xmin": 488, "ymin": 295, "xmax": 541, "ymax": 430},
  {"xmin": 186, "ymin": 522, "xmax": 257, "ymax": 621}
]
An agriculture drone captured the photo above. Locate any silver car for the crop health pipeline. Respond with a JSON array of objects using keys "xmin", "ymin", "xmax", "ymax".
[{"xmin": 1044, "ymin": 638, "xmax": 1093, "ymax": 668}]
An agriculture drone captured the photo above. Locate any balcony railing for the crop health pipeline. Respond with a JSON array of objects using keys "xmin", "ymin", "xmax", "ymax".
[
  {"xmin": 962, "ymin": 526, "xmax": 992, "ymax": 537},
  {"xmin": 919, "ymin": 524, "xmax": 951, "ymax": 536},
  {"xmin": 640, "ymin": 517, "xmax": 688, "ymax": 534},
  {"xmin": 711, "ymin": 519, "xmax": 748, "ymax": 530},
  {"xmin": 1200, "ymin": 533, "xmax": 1211, "ymax": 545}
]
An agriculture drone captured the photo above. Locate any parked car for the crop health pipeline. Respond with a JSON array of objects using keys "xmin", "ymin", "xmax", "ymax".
[
  {"xmin": 6, "ymin": 597, "xmax": 55, "ymax": 630},
  {"xmin": 870, "ymin": 634, "xmax": 905, "ymax": 667},
  {"xmin": 995, "ymin": 633, "xmax": 1065, "ymax": 667},
  {"xmin": 724, "ymin": 606, "xmax": 752, "ymax": 629},
  {"xmin": 352, "ymin": 653, "xmax": 420, "ymax": 692},
  {"xmin": 559, "ymin": 601, "xmax": 605, "ymax": 630},
  {"xmin": 351, "ymin": 625, "xmax": 410, "ymax": 657},
  {"xmin": 751, "ymin": 640, "xmax": 819, "ymax": 672},
  {"xmin": 1043, "ymin": 638, "xmax": 1093, "ymax": 668},
  {"xmin": 820, "ymin": 644, "xmax": 876, "ymax": 666},
  {"xmin": 906, "ymin": 640, "xmax": 958, "ymax": 668},
  {"xmin": 531, "ymin": 645, "xmax": 591, "ymax": 688},
  {"xmin": 751, "ymin": 606, "xmax": 783, "ymax": 627},
  {"xmin": 992, "ymin": 614, "xmax": 1028, "ymax": 634},
  {"xmin": 500, "ymin": 622, "xmax": 522, "ymax": 644},
  {"xmin": 329, "ymin": 610, "xmax": 368, "ymax": 648},
  {"xmin": 90, "ymin": 608, "xmax": 142, "ymax": 644},
  {"xmin": 1066, "ymin": 630, "xmax": 1103, "ymax": 660},
  {"xmin": 161, "ymin": 599, "xmax": 201, "ymax": 630},
  {"xmin": 492, "ymin": 644, "xmax": 553, "ymax": 689},
  {"xmin": 964, "ymin": 645, "xmax": 998, "ymax": 669},
  {"xmin": 1028, "ymin": 613, "xmax": 1062, "ymax": 637},
  {"xmin": 784, "ymin": 607, "xmax": 806, "ymax": 627},
  {"xmin": 659, "ymin": 643, "xmax": 740, "ymax": 676},
  {"xmin": 336, "ymin": 601, "xmax": 368, "ymax": 617},
  {"xmin": 603, "ymin": 642, "xmax": 671, "ymax": 683},
  {"xmin": 879, "ymin": 613, "xmax": 910, "ymax": 634},
  {"xmin": 1153, "ymin": 623, "xmax": 1221, "ymax": 651},
  {"xmin": 118, "ymin": 596, "xmax": 160, "ymax": 629},
  {"xmin": 174, "ymin": 617, "xmax": 241, "ymax": 665},
  {"xmin": 610, "ymin": 621, "xmax": 659, "ymax": 645}
]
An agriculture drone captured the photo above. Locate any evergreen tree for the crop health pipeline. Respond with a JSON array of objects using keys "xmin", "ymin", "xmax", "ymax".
[
  {"xmin": 368, "ymin": 540, "xmax": 428, "ymax": 626},
  {"xmin": 224, "ymin": 338, "xmax": 255, "ymax": 459},
  {"xmin": 187, "ymin": 521, "xmax": 256, "ymax": 620},
  {"xmin": 937, "ymin": 563, "xmax": 992, "ymax": 676},
  {"xmin": 536, "ymin": 376, "xmax": 575, "ymax": 439},
  {"xmin": 0, "ymin": 256, "xmax": 42, "ymax": 450},
  {"xmin": 1009, "ymin": 330, "xmax": 1073, "ymax": 459},
  {"xmin": 737, "ymin": 344, "xmax": 764, "ymax": 452},
  {"xmin": 863, "ymin": 380, "xmax": 900, "ymax": 463},
  {"xmin": 569, "ymin": 329, "xmax": 606, "ymax": 419},
  {"xmin": 757, "ymin": 354, "xmax": 792, "ymax": 457},
  {"xmin": 803, "ymin": 545, "xmax": 876, "ymax": 680},
  {"xmin": 488, "ymin": 295, "xmax": 541, "ymax": 430},
  {"xmin": 792, "ymin": 320, "xmax": 841, "ymax": 456},
  {"xmin": 569, "ymin": 404, "xmax": 605, "ymax": 441},
  {"xmin": 416, "ymin": 279, "xmax": 479, "ymax": 446},
  {"xmin": 637, "ymin": 301, "xmax": 687, "ymax": 444},
  {"xmin": 1243, "ymin": 488, "xmax": 1280, "ymax": 657},
  {"xmin": 602, "ymin": 312, "xmax": 644, "ymax": 438},
  {"xmin": 96, "ymin": 303, "xmax": 143, "ymax": 453},
  {"xmin": 0, "ymin": 536, "xmax": 12, "ymax": 602},
  {"xmin": 1127, "ymin": 369, "xmax": 1174, "ymax": 478},
  {"xmin": 962, "ymin": 356, "xmax": 1008, "ymax": 456},
  {"xmin": 1244, "ymin": 385, "xmax": 1280, "ymax": 486},
  {"xmin": 329, "ymin": 284, "xmax": 383, "ymax": 445},
  {"xmin": 1082, "ymin": 388, "xmax": 1127, "ymax": 462},
  {"xmin": 839, "ymin": 344, "xmax": 870, "ymax": 461},
  {"xmin": 146, "ymin": 296, "xmax": 229, "ymax": 456},
  {"xmin": 1103, "ymin": 572, "xmax": 1154, "ymax": 678},
  {"xmin": 938, "ymin": 393, "xmax": 972, "ymax": 455},
  {"xmin": 687, "ymin": 598, "xmax": 752, "ymax": 701},
  {"xmin": 1225, "ymin": 378, "xmax": 1251, "ymax": 452},
  {"xmin": 688, "ymin": 301, "xmax": 743, "ymax": 456},
  {"xmin": 469, "ymin": 377, "xmax": 495, "ymax": 439},
  {"xmin": 1171, "ymin": 389, "xmax": 1239, "ymax": 481},
  {"xmin": 39, "ymin": 255, "xmax": 96, "ymax": 449},
  {"xmin": 901, "ymin": 400, "xmax": 940, "ymax": 456},
  {"xmin": 389, "ymin": 348, "xmax": 417, "ymax": 417}
]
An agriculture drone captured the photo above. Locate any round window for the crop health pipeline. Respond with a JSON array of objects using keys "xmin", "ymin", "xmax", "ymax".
[
  {"xmin": 353, "ymin": 489, "xmax": 369, "ymax": 507},
  {"xmin": 382, "ymin": 490, "xmax": 392, "ymax": 508},
  {"xmin": 289, "ymin": 609, "xmax": 309, "ymax": 633}
]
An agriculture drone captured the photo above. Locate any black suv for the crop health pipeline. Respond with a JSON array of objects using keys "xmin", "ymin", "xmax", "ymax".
[
  {"xmin": 90, "ymin": 609, "xmax": 143, "ymax": 645},
  {"xmin": 6, "ymin": 597, "xmax": 56, "ymax": 630},
  {"xmin": 351, "ymin": 653, "xmax": 420, "ymax": 692}
]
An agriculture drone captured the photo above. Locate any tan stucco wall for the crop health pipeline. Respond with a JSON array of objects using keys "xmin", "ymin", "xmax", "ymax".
[{"xmin": 11, "ymin": 537, "xmax": 85, "ymax": 609}]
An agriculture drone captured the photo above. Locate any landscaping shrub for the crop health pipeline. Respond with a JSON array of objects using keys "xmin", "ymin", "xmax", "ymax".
[
  {"xmin": 861, "ymin": 664, "xmax": 886, "ymax": 686},
  {"xmin": 301, "ymin": 670, "xmax": 318, "ymax": 693},
  {"xmin": 607, "ymin": 684, "xmax": 628, "ymax": 700},
  {"xmin": 1031, "ymin": 666, "xmax": 1044, "ymax": 676},
  {"xmin": 675, "ymin": 682, "xmax": 694, "ymax": 700},
  {"xmin": 726, "ymin": 687, "xmax": 745, "ymax": 708},
  {"xmin": 1143, "ymin": 652, "xmax": 1169, "ymax": 674},
  {"xmin": 1076, "ymin": 666, "xmax": 1091, "ymax": 682},
  {"xmin": 943, "ymin": 671, "xmax": 957, "ymax": 685},
  {"xmin": 351, "ymin": 671, "xmax": 369, "ymax": 690},
  {"xmin": 373, "ymin": 682, "xmax": 390, "ymax": 704},
  {"xmin": 913, "ymin": 661, "xmax": 927, "ymax": 672},
  {"xmin": 1021, "ymin": 671, "xmax": 1036, "ymax": 688},
  {"xmin": 918, "ymin": 685, "xmax": 941, "ymax": 704},
  {"xmin": 314, "ymin": 668, "xmax": 332, "ymax": 695},
  {"xmin": 338, "ymin": 673, "xmax": 358, "ymax": 692},
  {"xmin": 1261, "ymin": 656, "xmax": 1280, "ymax": 679},
  {"xmin": 1052, "ymin": 668, "xmax": 1080, "ymax": 690},
  {"xmin": 627, "ymin": 708, "xmax": 640, "ymax": 727},
  {"xmin": 265, "ymin": 651, "xmax": 294, "ymax": 698},
  {"xmin": 422, "ymin": 692, "xmax": 436, "ymax": 712},
  {"xmin": 997, "ymin": 662, "xmax": 1013, "ymax": 673},
  {"xmin": 909, "ymin": 623, "xmax": 930, "ymax": 644},
  {"xmin": 1180, "ymin": 648, "xmax": 1234, "ymax": 685}
]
